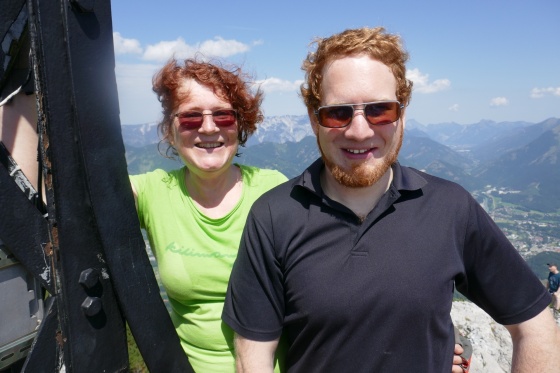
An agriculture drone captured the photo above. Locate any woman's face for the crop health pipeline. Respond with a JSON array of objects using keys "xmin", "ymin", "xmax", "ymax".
[{"xmin": 170, "ymin": 79, "xmax": 239, "ymax": 178}]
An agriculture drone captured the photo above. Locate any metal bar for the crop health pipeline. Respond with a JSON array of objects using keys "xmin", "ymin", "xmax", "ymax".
[
  {"xmin": 56, "ymin": 0, "xmax": 193, "ymax": 370},
  {"xmin": 2, "ymin": 0, "xmax": 193, "ymax": 370},
  {"xmin": 27, "ymin": 0, "xmax": 128, "ymax": 370},
  {"xmin": 26, "ymin": 0, "xmax": 193, "ymax": 371},
  {"xmin": 22, "ymin": 296, "xmax": 59, "ymax": 373},
  {"xmin": 0, "ymin": 0, "xmax": 28, "ymax": 97},
  {"xmin": 0, "ymin": 163, "xmax": 52, "ymax": 293}
]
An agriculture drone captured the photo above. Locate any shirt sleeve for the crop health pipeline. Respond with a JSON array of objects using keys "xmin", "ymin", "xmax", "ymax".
[
  {"xmin": 222, "ymin": 200, "xmax": 285, "ymax": 341},
  {"xmin": 457, "ymin": 198, "xmax": 551, "ymax": 325},
  {"xmin": 550, "ymin": 275, "xmax": 560, "ymax": 292},
  {"xmin": 129, "ymin": 173, "xmax": 146, "ymax": 228}
]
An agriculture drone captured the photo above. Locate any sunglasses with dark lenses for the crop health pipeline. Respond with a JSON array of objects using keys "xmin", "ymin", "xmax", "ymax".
[
  {"xmin": 174, "ymin": 109, "xmax": 237, "ymax": 129},
  {"xmin": 315, "ymin": 101, "xmax": 404, "ymax": 128}
]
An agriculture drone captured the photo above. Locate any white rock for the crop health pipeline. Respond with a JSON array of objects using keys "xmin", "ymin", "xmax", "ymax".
[{"xmin": 451, "ymin": 301, "xmax": 560, "ymax": 373}]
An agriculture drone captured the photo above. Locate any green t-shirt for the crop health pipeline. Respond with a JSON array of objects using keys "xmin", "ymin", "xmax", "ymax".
[{"xmin": 131, "ymin": 165, "xmax": 287, "ymax": 373}]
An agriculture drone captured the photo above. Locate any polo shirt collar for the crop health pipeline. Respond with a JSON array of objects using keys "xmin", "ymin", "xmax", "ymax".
[
  {"xmin": 298, "ymin": 158, "xmax": 324, "ymax": 196},
  {"xmin": 391, "ymin": 161, "xmax": 427, "ymax": 192}
]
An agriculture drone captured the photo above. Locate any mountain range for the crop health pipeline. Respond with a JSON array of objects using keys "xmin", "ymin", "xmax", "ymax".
[{"xmin": 122, "ymin": 116, "xmax": 560, "ymax": 213}]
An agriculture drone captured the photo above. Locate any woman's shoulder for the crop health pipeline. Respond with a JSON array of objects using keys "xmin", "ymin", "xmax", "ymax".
[
  {"xmin": 238, "ymin": 164, "xmax": 288, "ymax": 192},
  {"xmin": 130, "ymin": 167, "xmax": 185, "ymax": 191},
  {"xmin": 239, "ymin": 164, "xmax": 287, "ymax": 182}
]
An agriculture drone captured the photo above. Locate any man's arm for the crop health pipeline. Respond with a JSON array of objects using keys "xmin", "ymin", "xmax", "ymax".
[
  {"xmin": 234, "ymin": 333, "xmax": 279, "ymax": 373},
  {"xmin": 505, "ymin": 308, "xmax": 560, "ymax": 372}
]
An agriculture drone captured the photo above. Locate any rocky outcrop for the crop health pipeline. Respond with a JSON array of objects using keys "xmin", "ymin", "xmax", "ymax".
[{"xmin": 451, "ymin": 301, "xmax": 560, "ymax": 373}]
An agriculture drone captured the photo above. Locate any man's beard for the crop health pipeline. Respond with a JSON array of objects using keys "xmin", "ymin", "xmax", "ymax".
[{"xmin": 318, "ymin": 125, "xmax": 403, "ymax": 188}]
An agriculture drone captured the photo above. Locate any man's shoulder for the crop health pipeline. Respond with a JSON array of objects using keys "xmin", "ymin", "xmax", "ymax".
[
  {"xmin": 249, "ymin": 175, "xmax": 307, "ymax": 213},
  {"xmin": 402, "ymin": 165, "xmax": 458, "ymax": 185},
  {"xmin": 400, "ymin": 165, "xmax": 471, "ymax": 196},
  {"xmin": 254, "ymin": 176, "xmax": 298, "ymax": 201},
  {"xmin": 239, "ymin": 164, "xmax": 288, "ymax": 186}
]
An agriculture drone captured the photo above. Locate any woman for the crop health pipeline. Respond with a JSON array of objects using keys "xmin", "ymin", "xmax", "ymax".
[{"xmin": 129, "ymin": 58, "xmax": 287, "ymax": 372}]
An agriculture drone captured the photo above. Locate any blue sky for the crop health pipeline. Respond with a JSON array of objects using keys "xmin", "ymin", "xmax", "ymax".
[{"xmin": 111, "ymin": 0, "xmax": 559, "ymax": 126}]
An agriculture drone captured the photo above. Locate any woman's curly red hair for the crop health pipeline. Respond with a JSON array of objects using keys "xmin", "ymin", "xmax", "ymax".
[{"xmin": 153, "ymin": 58, "xmax": 263, "ymax": 158}]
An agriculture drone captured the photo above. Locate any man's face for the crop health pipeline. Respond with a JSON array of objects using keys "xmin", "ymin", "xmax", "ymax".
[
  {"xmin": 549, "ymin": 265, "xmax": 558, "ymax": 273},
  {"xmin": 311, "ymin": 55, "xmax": 404, "ymax": 188}
]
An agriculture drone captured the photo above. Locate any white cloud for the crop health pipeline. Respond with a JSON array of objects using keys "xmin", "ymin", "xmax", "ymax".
[
  {"xmin": 530, "ymin": 86, "xmax": 560, "ymax": 98},
  {"xmin": 255, "ymin": 77, "xmax": 304, "ymax": 93},
  {"xmin": 490, "ymin": 97, "xmax": 509, "ymax": 107},
  {"xmin": 142, "ymin": 37, "xmax": 251, "ymax": 62},
  {"xmin": 115, "ymin": 62, "xmax": 158, "ymax": 81},
  {"xmin": 113, "ymin": 32, "xmax": 143, "ymax": 55},
  {"xmin": 407, "ymin": 68, "xmax": 450, "ymax": 93},
  {"xmin": 448, "ymin": 104, "xmax": 459, "ymax": 112},
  {"xmin": 142, "ymin": 38, "xmax": 194, "ymax": 62},
  {"xmin": 114, "ymin": 63, "xmax": 162, "ymax": 124},
  {"xmin": 199, "ymin": 37, "xmax": 250, "ymax": 57}
]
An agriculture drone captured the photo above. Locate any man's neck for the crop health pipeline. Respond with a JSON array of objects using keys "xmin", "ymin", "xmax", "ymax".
[{"xmin": 320, "ymin": 168, "xmax": 393, "ymax": 220}]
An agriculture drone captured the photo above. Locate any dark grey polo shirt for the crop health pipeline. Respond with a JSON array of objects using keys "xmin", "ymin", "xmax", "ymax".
[{"xmin": 223, "ymin": 159, "xmax": 550, "ymax": 373}]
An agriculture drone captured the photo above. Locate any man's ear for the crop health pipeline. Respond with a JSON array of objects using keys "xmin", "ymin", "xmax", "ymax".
[{"xmin": 308, "ymin": 107, "xmax": 319, "ymax": 136}]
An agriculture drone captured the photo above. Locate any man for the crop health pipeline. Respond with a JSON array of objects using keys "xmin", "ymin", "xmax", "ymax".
[
  {"xmin": 222, "ymin": 27, "xmax": 560, "ymax": 372},
  {"xmin": 547, "ymin": 263, "xmax": 560, "ymax": 312}
]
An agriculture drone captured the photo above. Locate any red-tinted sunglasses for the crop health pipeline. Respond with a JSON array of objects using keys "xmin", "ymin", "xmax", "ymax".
[
  {"xmin": 174, "ymin": 109, "xmax": 237, "ymax": 129},
  {"xmin": 315, "ymin": 101, "xmax": 403, "ymax": 128}
]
